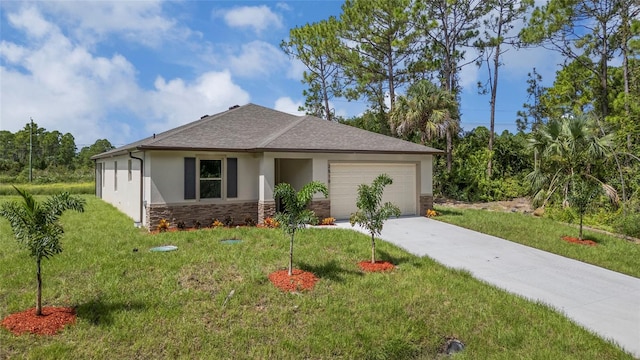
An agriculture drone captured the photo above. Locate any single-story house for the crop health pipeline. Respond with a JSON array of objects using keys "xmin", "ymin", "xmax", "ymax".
[{"xmin": 92, "ymin": 103, "xmax": 442, "ymax": 229}]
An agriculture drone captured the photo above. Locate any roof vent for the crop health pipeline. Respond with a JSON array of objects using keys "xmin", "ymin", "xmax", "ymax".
[
  {"xmin": 200, "ymin": 114, "xmax": 209, "ymax": 119},
  {"xmin": 228, "ymin": 105, "xmax": 240, "ymax": 110}
]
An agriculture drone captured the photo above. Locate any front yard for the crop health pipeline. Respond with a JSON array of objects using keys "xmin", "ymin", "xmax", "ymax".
[{"xmin": 0, "ymin": 196, "xmax": 634, "ymax": 359}]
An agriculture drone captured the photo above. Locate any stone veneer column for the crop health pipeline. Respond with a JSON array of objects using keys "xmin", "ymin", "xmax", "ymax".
[
  {"xmin": 419, "ymin": 194, "xmax": 434, "ymax": 217},
  {"xmin": 258, "ymin": 200, "xmax": 276, "ymax": 224},
  {"xmin": 309, "ymin": 199, "xmax": 331, "ymax": 220}
]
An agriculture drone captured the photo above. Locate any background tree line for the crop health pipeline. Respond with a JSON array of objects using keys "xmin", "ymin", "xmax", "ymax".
[
  {"xmin": 0, "ymin": 122, "xmax": 114, "ymax": 184},
  {"xmin": 282, "ymin": 0, "xmax": 640, "ymax": 236}
]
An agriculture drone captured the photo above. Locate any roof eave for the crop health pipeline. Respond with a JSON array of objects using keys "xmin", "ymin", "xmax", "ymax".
[
  {"xmin": 92, "ymin": 145, "xmax": 444, "ymax": 158},
  {"xmin": 257, "ymin": 147, "xmax": 444, "ymax": 155}
]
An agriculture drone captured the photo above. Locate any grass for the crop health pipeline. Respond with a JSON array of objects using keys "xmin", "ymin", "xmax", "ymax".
[
  {"xmin": 0, "ymin": 182, "xmax": 94, "ymax": 195},
  {"xmin": 0, "ymin": 196, "xmax": 634, "ymax": 359},
  {"xmin": 434, "ymin": 206, "xmax": 640, "ymax": 278}
]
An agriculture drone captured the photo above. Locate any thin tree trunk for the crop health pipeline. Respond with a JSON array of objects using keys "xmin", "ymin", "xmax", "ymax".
[
  {"xmin": 36, "ymin": 258, "xmax": 42, "ymax": 316},
  {"xmin": 446, "ymin": 128, "xmax": 453, "ymax": 172},
  {"xmin": 579, "ymin": 214, "xmax": 584, "ymax": 241},
  {"xmin": 289, "ymin": 232, "xmax": 294, "ymax": 276},
  {"xmin": 488, "ymin": 40, "xmax": 501, "ymax": 178},
  {"xmin": 371, "ymin": 233, "xmax": 376, "ymax": 264}
]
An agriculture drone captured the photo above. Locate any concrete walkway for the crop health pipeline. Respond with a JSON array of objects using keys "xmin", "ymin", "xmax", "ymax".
[{"xmin": 336, "ymin": 216, "xmax": 640, "ymax": 358}]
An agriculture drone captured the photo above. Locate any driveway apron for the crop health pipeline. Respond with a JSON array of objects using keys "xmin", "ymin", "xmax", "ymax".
[{"xmin": 337, "ymin": 216, "xmax": 640, "ymax": 358}]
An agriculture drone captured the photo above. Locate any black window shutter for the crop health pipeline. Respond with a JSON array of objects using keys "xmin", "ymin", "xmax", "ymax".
[
  {"xmin": 184, "ymin": 157, "xmax": 196, "ymax": 199},
  {"xmin": 227, "ymin": 158, "xmax": 237, "ymax": 198}
]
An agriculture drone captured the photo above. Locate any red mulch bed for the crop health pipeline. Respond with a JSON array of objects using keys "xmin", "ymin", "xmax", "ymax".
[
  {"xmin": 358, "ymin": 261, "xmax": 395, "ymax": 272},
  {"xmin": 268, "ymin": 269, "xmax": 319, "ymax": 292},
  {"xmin": 561, "ymin": 235, "xmax": 598, "ymax": 246},
  {"xmin": 1, "ymin": 307, "xmax": 76, "ymax": 336}
]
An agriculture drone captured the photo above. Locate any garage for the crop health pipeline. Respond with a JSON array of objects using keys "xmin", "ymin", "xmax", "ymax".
[{"xmin": 329, "ymin": 162, "xmax": 417, "ymax": 219}]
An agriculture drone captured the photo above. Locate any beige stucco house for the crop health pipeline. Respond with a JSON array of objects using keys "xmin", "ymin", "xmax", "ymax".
[{"xmin": 92, "ymin": 104, "xmax": 442, "ymax": 229}]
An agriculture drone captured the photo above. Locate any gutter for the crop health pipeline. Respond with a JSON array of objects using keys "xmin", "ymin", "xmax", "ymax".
[{"xmin": 129, "ymin": 152, "xmax": 144, "ymax": 227}]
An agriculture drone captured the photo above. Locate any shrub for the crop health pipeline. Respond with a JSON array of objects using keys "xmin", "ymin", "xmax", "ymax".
[
  {"xmin": 321, "ymin": 217, "xmax": 336, "ymax": 225},
  {"xmin": 614, "ymin": 214, "xmax": 640, "ymax": 238},
  {"xmin": 244, "ymin": 216, "xmax": 256, "ymax": 227},
  {"xmin": 211, "ymin": 219, "xmax": 224, "ymax": 228},
  {"xmin": 176, "ymin": 220, "xmax": 186, "ymax": 230},
  {"xmin": 426, "ymin": 209, "xmax": 437, "ymax": 218},
  {"xmin": 193, "ymin": 220, "xmax": 201, "ymax": 229},
  {"xmin": 264, "ymin": 217, "xmax": 279, "ymax": 229},
  {"xmin": 223, "ymin": 215, "xmax": 234, "ymax": 227},
  {"xmin": 157, "ymin": 219, "xmax": 170, "ymax": 232}
]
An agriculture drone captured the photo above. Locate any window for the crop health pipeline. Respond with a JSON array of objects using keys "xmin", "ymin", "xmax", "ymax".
[
  {"xmin": 199, "ymin": 159, "xmax": 222, "ymax": 199},
  {"xmin": 102, "ymin": 163, "xmax": 105, "ymax": 188},
  {"xmin": 184, "ymin": 157, "xmax": 237, "ymax": 200},
  {"xmin": 128, "ymin": 159, "xmax": 132, "ymax": 182},
  {"xmin": 114, "ymin": 161, "xmax": 118, "ymax": 191}
]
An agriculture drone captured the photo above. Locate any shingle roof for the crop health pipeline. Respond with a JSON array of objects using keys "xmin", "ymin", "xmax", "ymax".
[{"xmin": 93, "ymin": 104, "xmax": 442, "ymax": 159}]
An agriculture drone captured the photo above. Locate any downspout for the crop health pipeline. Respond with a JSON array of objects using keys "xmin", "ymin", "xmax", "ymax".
[{"xmin": 129, "ymin": 152, "xmax": 144, "ymax": 227}]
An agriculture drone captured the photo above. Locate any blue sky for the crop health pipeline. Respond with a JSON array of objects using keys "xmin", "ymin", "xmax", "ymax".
[{"xmin": 0, "ymin": 0, "xmax": 562, "ymax": 148}]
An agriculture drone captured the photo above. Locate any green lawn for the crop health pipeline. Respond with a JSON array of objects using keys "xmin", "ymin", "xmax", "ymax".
[
  {"xmin": 0, "ymin": 196, "xmax": 634, "ymax": 359},
  {"xmin": 434, "ymin": 206, "xmax": 640, "ymax": 278}
]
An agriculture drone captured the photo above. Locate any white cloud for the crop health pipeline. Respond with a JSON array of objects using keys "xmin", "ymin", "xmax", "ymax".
[
  {"xmin": 229, "ymin": 41, "xmax": 288, "ymax": 78},
  {"xmin": 276, "ymin": 3, "xmax": 293, "ymax": 12},
  {"xmin": 38, "ymin": 1, "xmax": 183, "ymax": 47},
  {"xmin": 142, "ymin": 71, "xmax": 250, "ymax": 133},
  {"xmin": 0, "ymin": 5, "xmax": 250, "ymax": 146},
  {"xmin": 0, "ymin": 7, "xmax": 141, "ymax": 145},
  {"xmin": 7, "ymin": 6, "xmax": 54, "ymax": 38},
  {"xmin": 274, "ymin": 97, "xmax": 304, "ymax": 115},
  {"xmin": 220, "ymin": 5, "xmax": 283, "ymax": 34},
  {"xmin": 285, "ymin": 57, "xmax": 307, "ymax": 81}
]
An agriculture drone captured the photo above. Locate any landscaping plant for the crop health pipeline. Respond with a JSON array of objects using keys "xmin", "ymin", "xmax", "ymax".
[
  {"xmin": 350, "ymin": 174, "xmax": 401, "ymax": 264},
  {"xmin": 568, "ymin": 176, "xmax": 602, "ymax": 241},
  {"xmin": 273, "ymin": 181, "xmax": 328, "ymax": 276},
  {"xmin": 0, "ymin": 186, "xmax": 85, "ymax": 315}
]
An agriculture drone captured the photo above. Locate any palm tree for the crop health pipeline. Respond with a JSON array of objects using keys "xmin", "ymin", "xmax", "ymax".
[
  {"xmin": 0, "ymin": 187, "xmax": 85, "ymax": 315},
  {"xmin": 349, "ymin": 174, "xmax": 401, "ymax": 264},
  {"xmin": 389, "ymin": 80, "xmax": 460, "ymax": 170},
  {"xmin": 527, "ymin": 114, "xmax": 617, "ymax": 209},
  {"xmin": 273, "ymin": 181, "xmax": 328, "ymax": 276}
]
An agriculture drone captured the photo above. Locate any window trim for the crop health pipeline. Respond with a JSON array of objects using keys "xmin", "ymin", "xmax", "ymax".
[
  {"xmin": 197, "ymin": 158, "xmax": 224, "ymax": 200},
  {"xmin": 128, "ymin": 159, "xmax": 132, "ymax": 182}
]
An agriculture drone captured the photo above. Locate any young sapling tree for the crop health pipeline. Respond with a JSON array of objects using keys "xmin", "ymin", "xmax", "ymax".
[
  {"xmin": 0, "ymin": 186, "xmax": 85, "ymax": 315},
  {"xmin": 273, "ymin": 181, "xmax": 328, "ymax": 276},
  {"xmin": 350, "ymin": 174, "xmax": 401, "ymax": 263}
]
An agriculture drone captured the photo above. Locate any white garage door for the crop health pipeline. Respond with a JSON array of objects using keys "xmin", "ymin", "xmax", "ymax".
[{"xmin": 330, "ymin": 163, "xmax": 417, "ymax": 219}]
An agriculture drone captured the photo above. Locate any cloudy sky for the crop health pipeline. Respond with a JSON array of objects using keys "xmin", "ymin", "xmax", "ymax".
[{"xmin": 0, "ymin": 0, "xmax": 561, "ymax": 148}]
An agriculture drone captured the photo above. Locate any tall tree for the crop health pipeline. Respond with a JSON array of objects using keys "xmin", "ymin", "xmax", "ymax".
[
  {"xmin": 516, "ymin": 68, "xmax": 548, "ymax": 132},
  {"xmin": 337, "ymin": 0, "xmax": 420, "ymax": 115},
  {"xmin": 416, "ymin": 0, "xmax": 491, "ymax": 171},
  {"xmin": 520, "ymin": 0, "xmax": 625, "ymax": 119},
  {"xmin": 0, "ymin": 187, "xmax": 85, "ymax": 315},
  {"xmin": 77, "ymin": 139, "xmax": 115, "ymax": 169},
  {"xmin": 281, "ymin": 18, "xmax": 343, "ymax": 121},
  {"xmin": 475, "ymin": 0, "xmax": 533, "ymax": 177},
  {"xmin": 389, "ymin": 80, "xmax": 459, "ymax": 145}
]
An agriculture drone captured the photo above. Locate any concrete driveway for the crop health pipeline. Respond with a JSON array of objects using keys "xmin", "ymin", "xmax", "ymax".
[{"xmin": 336, "ymin": 216, "xmax": 640, "ymax": 358}]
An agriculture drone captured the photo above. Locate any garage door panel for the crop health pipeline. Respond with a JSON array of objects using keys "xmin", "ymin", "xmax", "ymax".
[{"xmin": 330, "ymin": 163, "xmax": 416, "ymax": 219}]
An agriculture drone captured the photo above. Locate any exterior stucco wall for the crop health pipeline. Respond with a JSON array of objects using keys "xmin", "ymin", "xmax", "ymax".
[
  {"xmin": 264, "ymin": 152, "xmax": 434, "ymax": 199},
  {"xmin": 148, "ymin": 151, "xmax": 260, "ymax": 205},
  {"xmin": 97, "ymin": 155, "xmax": 143, "ymax": 224}
]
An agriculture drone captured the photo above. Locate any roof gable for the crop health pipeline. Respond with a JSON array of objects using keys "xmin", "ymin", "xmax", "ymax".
[{"xmin": 93, "ymin": 104, "xmax": 442, "ymax": 158}]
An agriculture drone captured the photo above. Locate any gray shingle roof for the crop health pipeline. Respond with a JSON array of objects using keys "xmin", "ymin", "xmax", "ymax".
[{"xmin": 93, "ymin": 104, "xmax": 442, "ymax": 159}]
